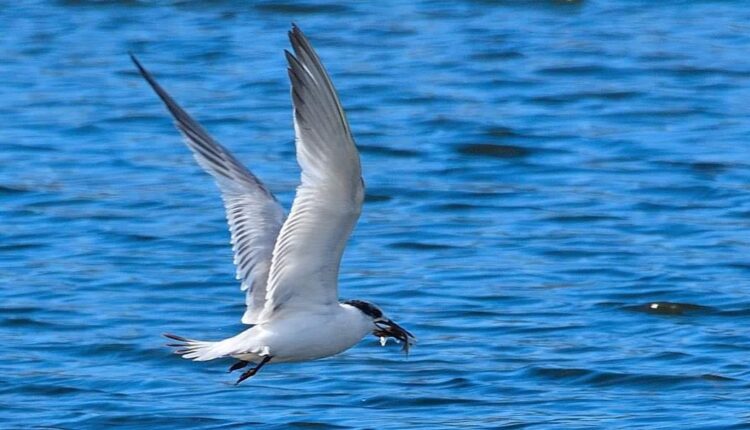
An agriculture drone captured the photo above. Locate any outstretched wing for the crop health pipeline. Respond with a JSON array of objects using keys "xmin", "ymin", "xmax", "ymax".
[
  {"xmin": 131, "ymin": 55, "xmax": 285, "ymax": 324},
  {"xmin": 259, "ymin": 25, "xmax": 364, "ymax": 320}
]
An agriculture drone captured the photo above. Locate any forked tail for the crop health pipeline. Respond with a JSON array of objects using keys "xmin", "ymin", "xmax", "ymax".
[{"xmin": 164, "ymin": 333, "xmax": 228, "ymax": 361}]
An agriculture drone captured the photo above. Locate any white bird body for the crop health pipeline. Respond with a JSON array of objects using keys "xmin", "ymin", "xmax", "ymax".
[
  {"xmin": 131, "ymin": 25, "xmax": 415, "ymax": 384},
  {"xmin": 179, "ymin": 304, "xmax": 373, "ymax": 364}
]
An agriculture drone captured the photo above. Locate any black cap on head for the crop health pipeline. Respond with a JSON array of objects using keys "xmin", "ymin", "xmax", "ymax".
[{"xmin": 344, "ymin": 300, "xmax": 383, "ymax": 319}]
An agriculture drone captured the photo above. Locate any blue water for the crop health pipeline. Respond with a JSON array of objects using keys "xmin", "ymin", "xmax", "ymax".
[{"xmin": 3, "ymin": 1, "xmax": 750, "ymax": 428}]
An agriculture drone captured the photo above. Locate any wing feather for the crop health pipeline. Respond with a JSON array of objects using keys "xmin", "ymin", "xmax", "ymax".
[
  {"xmin": 260, "ymin": 25, "xmax": 363, "ymax": 319},
  {"xmin": 131, "ymin": 55, "xmax": 285, "ymax": 324}
]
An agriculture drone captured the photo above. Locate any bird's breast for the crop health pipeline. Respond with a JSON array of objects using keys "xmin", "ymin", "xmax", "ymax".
[{"xmin": 258, "ymin": 308, "xmax": 371, "ymax": 363}]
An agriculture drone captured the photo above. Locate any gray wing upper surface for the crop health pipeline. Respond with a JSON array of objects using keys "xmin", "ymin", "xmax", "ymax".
[{"xmin": 131, "ymin": 55, "xmax": 285, "ymax": 324}]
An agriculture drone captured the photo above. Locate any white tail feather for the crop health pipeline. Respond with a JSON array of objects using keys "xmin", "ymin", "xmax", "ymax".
[{"xmin": 164, "ymin": 333, "xmax": 233, "ymax": 361}]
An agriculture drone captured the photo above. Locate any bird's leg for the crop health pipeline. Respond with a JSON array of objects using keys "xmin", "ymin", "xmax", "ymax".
[
  {"xmin": 235, "ymin": 355, "xmax": 273, "ymax": 385},
  {"xmin": 228, "ymin": 360, "xmax": 249, "ymax": 373}
]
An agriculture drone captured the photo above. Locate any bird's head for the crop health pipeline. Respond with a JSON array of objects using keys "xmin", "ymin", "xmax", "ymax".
[{"xmin": 344, "ymin": 299, "xmax": 416, "ymax": 354}]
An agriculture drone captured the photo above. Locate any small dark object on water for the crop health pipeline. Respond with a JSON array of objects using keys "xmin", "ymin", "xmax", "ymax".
[{"xmin": 638, "ymin": 302, "xmax": 713, "ymax": 315}]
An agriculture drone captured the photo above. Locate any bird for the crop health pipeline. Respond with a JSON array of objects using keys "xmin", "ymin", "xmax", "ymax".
[{"xmin": 130, "ymin": 25, "xmax": 416, "ymax": 385}]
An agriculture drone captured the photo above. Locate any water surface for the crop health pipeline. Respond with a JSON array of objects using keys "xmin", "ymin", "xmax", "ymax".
[{"xmin": 2, "ymin": 1, "xmax": 750, "ymax": 429}]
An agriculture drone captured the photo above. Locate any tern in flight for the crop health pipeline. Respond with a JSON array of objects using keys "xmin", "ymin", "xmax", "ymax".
[{"xmin": 130, "ymin": 25, "xmax": 415, "ymax": 384}]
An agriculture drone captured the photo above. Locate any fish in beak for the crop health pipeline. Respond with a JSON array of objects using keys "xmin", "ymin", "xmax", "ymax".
[{"xmin": 373, "ymin": 318, "xmax": 416, "ymax": 354}]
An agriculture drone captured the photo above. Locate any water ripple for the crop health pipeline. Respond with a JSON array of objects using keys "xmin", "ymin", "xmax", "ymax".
[{"xmin": 2, "ymin": 1, "xmax": 750, "ymax": 429}]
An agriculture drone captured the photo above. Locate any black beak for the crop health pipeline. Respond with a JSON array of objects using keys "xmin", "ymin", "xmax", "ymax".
[{"xmin": 373, "ymin": 319, "xmax": 416, "ymax": 354}]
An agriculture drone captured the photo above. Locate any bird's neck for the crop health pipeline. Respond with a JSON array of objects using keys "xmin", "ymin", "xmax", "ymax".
[{"xmin": 338, "ymin": 302, "xmax": 375, "ymax": 339}]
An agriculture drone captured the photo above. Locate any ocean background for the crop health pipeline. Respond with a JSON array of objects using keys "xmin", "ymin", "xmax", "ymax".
[{"xmin": 2, "ymin": 1, "xmax": 750, "ymax": 428}]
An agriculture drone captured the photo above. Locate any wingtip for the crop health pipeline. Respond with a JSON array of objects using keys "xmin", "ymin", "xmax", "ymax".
[
  {"xmin": 283, "ymin": 49, "xmax": 295, "ymax": 65},
  {"xmin": 129, "ymin": 52, "xmax": 140, "ymax": 66},
  {"xmin": 129, "ymin": 52, "xmax": 149, "ymax": 79},
  {"xmin": 128, "ymin": 54, "xmax": 173, "ymax": 106},
  {"xmin": 163, "ymin": 332, "xmax": 188, "ymax": 342},
  {"xmin": 288, "ymin": 23, "xmax": 307, "ymax": 48}
]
